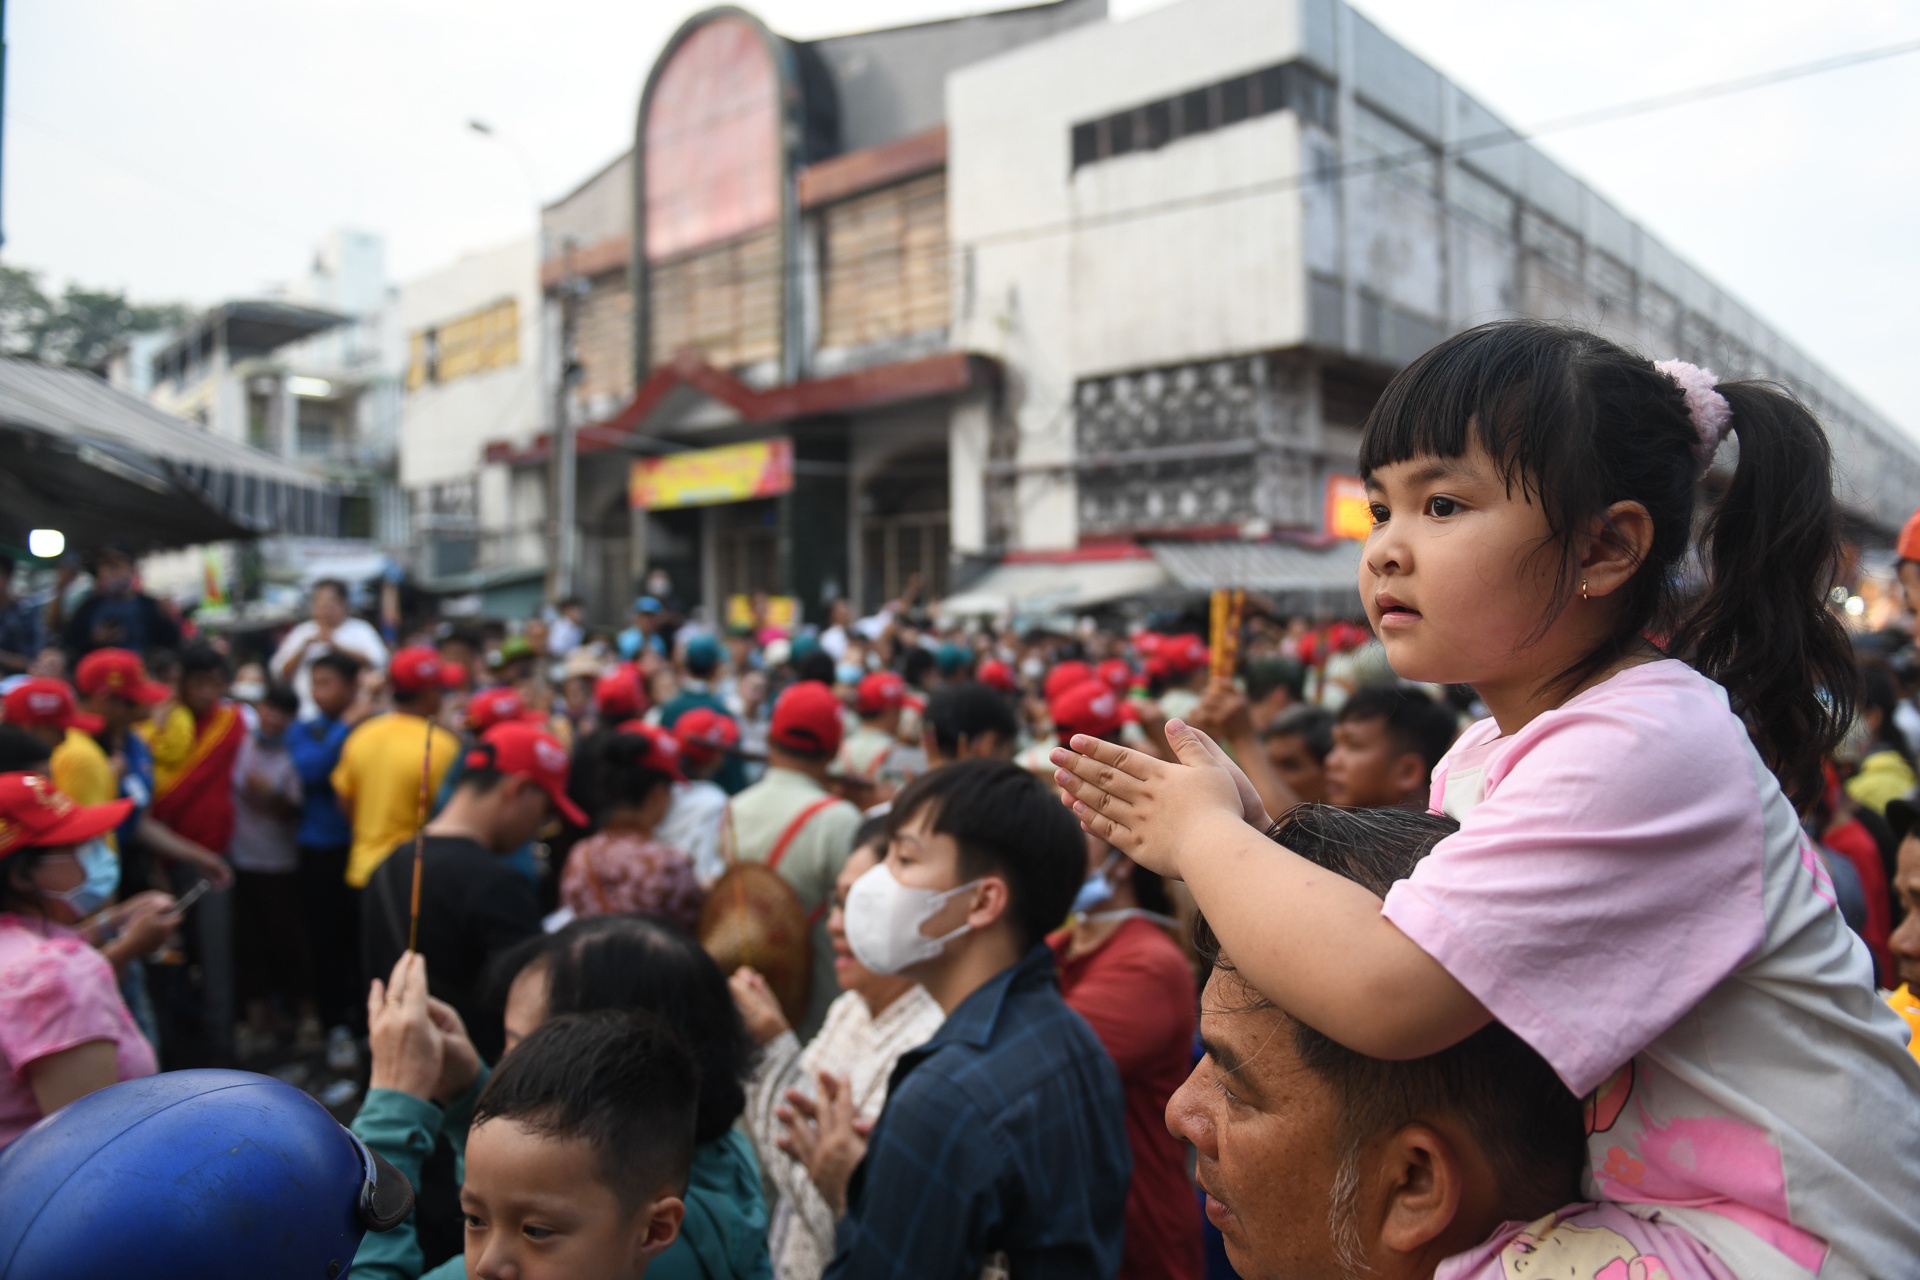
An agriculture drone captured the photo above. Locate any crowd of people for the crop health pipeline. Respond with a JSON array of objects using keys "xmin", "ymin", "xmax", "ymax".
[{"xmin": 1, "ymin": 320, "xmax": 1919, "ymax": 1279}]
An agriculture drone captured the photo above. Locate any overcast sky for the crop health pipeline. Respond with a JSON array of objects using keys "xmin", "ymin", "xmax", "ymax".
[{"xmin": 6, "ymin": 0, "xmax": 1917, "ymax": 432}]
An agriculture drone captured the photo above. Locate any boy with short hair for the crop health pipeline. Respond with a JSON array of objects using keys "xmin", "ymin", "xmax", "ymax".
[
  {"xmin": 1322, "ymin": 685, "xmax": 1457, "ymax": 810},
  {"xmin": 351, "ymin": 973, "xmax": 696, "ymax": 1280},
  {"xmin": 288, "ymin": 649, "xmax": 369, "ymax": 1056},
  {"xmin": 822, "ymin": 759, "xmax": 1130, "ymax": 1279}
]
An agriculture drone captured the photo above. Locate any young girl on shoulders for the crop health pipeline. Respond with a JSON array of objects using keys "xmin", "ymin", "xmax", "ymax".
[{"xmin": 1054, "ymin": 320, "xmax": 1920, "ymax": 1279}]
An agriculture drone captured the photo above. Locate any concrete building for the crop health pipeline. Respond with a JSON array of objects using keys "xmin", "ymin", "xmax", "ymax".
[
  {"xmin": 394, "ymin": 236, "xmax": 547, "ymax": 615},
  {"xmin": 123, "ymin": 229, "xmax": 407, "ymax": 601},
  {"xmin": 485, "ymin": 0, "xmax": 1919, "ymax": 626}
]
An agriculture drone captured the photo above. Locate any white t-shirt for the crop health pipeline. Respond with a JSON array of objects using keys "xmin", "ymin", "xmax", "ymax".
[
  {"xmin": 657, "ymin": 778, "xmax": 730, "ymax": 886},
  {"xmin": 1384, "ymin": 660, "xmax": 1920, "ymax": 1279},
  {"xmin": 271, "ymin": 618, "xmax": 388, "ymax": 718}
]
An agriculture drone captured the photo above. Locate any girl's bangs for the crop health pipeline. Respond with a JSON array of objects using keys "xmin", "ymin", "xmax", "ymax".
[{"xmin": 1356, "ymin": 327, "xmax": 1573, "ymax": 500}]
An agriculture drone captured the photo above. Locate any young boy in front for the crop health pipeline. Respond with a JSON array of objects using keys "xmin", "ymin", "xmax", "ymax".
[
  {"xmin": 821, "ymin": 759, "xmax": 1131, "ymax": 1279},
  {"xmin": 351, "ymin": 973, "xmax": 694, "ymax": 1280}
]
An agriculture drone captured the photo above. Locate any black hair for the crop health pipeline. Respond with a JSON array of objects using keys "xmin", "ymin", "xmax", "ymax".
[
  {"xmin": 1856, "ymin": 657, "xmax": 1912, "ymax": 763},
  {"xmin": 310, "ymin": 650, "xmax": 364, "ymax": 685},
  {"xmin": 178, "ymin": 642, "xmax": 230, "ymax": 682},
  {"xmin": 885, "ymin": 759, "xmax": 1084, "ymax": 951},
  {"xmin": 852, "ymin": 814, "xmax": 891, "ymax": 852},
  {"xmin": 144, "ymin": 649, "xmax": 180, "ymax": 682},
  {"xmin": 1359, "ymin": 319, "xmax": 1852, "ymax": 809},
  {"xmin": 925, "ymin": 681, "xmax": 1020, "ymax": 757},
  {"xmin": 1194, "ymin": 804, "xmax": 1584, "ymax": 1215},
  {"xmin": 594, "ymin": 732, "xmax": 676, "ymax": 821},
  {"xmin": 493, "ymin": 915, "xmax": 756, "ymax": 1146},
  {"xmin": 0, "ymin": 727, "xmax": 53, "ymax": 774},
  {"xmin": 1261, "ymin": 705, "xmax": 1335, "ymax": 762},
  {"xmin": 311, "ymin": 578, "xmax": 349, "ymax": 603},
  {"xmin": 1128, "ymin": 860, "xmax": 1174, "ymax": 918},
  {"xmin": 794, "ymin": 651, "xmax": 838, "ymax": 686},
  {"xmin": 1243, "ymin": 657, "xmax": 1306, "ymax": 705},
  {"xmin": 1335, "ymin": 685, "xmax": 1458, "ymax": 776},
  {"xmin": 473, "ymin": 1010, "xmax": 699, "ymax": 1208},
  {"xmin": 902, "ymin": 646, "xmax": 936, "ymax": 689},
  {"xmin": 0, "ymin": 555, "xmax": 14, "ymax": 577},
  {"xmin": 261, "ymin": 682, "xmax": 300, "ymax": 717},
  {"xmin": 1, "ymin": 848, "xmax": 54, "ymax": 913},
  {"xmin": 455, "ymin": 763, "xmax": 508, "ymax": 797}
]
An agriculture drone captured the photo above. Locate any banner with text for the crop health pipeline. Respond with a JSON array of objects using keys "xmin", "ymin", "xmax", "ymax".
[
  {"xmin": 629, "ymin": 437, "xmax": 794, "ymax": 511},
  {"xmin": 1324, "ymin": 474, "xmax": 1373, "ymax": 542}
]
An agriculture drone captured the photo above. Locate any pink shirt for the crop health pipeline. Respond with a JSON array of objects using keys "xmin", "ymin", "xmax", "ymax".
[
  {"xmin": 0, "ymin": 915, "xmax": 157, "ymax": 1147},
  {"xmin": 1384, "ymin": 660, "xmax": 1920, "ymax": 1280}
]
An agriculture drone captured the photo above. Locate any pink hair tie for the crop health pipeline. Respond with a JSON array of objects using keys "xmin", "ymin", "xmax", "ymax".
[{"xmin": 1654, "ymin": 359, "xmax": 1733, "ymax": 474}]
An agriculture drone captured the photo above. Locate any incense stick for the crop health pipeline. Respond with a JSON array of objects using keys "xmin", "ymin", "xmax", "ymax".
[{"xmin": 408, "ymin": 717, "xmax": 433, "ymax": 955}]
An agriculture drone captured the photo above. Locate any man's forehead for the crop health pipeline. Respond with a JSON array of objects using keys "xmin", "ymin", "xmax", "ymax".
[{"xmin": 1199, "ymin": 969, "xmax": 1302, "ymax": 1074}]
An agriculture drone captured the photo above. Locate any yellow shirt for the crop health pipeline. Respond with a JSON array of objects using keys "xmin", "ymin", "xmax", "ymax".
[
  {"xmin": 1889, "ymin": 984, "xmax": 1920, "ymax": 1066},
  {"xmin": 141, "ymin": 703, "xmax": 195, "ymax": 776},
  {"xmin": 51, "ymin": 728, "xmax": 120, "ymax": 851},
  {"xmin": 330, "ymin": 713, "xmax": 460, "ymax": 888}
]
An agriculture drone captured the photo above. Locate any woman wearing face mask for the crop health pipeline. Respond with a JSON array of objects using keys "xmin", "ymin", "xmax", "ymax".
[
  {"xmin": 1049, "ymin": 832, "xmax": 1202, "ymax": 1280},
  {"xmin": 0, "ymin": 771, "xmax": 158, "ymax": 1149},
  {"xmin": 730, "ymin": 818, "xmax": 945, "ymax": 1280}
]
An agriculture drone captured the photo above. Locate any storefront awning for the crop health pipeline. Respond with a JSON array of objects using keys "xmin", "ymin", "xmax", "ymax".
[
  {"xmin": 0, "ymin": 357, "xmax": 344, "ymax": 554},
  {"xmin": 1147, "ymin": 539, "xmax": 1364, "ymax": 611},
  {"xmin": 939, "ymin": 553, "xmax": 1173, "ymax": 618}
]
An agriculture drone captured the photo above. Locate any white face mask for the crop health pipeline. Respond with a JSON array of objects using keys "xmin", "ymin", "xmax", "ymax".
[{"xmin": 843, "ymin": 861, "xmax": 981, "ymax": 975}]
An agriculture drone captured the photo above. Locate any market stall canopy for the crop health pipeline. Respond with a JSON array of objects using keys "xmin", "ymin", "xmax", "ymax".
[
  {"xmin": 939, "ymin": 550, "xmax": 1173, "ymax": 619},
  {"xmin": 1147, "ymin": 539, "xmax": 1364, "ymax": 614},
  {"xmin": 0, "ymin": 357, "xmax": 344, "ymax": 555}
]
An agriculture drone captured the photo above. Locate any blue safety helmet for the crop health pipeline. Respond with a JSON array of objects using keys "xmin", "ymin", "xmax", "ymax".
[{"xmin": 0, "ymin": 1069, "xmax": 414, "ymax": 1279}]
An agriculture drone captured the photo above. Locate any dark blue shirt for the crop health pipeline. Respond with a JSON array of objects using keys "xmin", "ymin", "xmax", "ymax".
[
  {"xmin": 288, "ymin": 713, "xmax": 353, "ymax": 850},
  {"xmin": 0, "ymin": 597, "xmax": 43, "ymax": 666},
  {"xmin": 825, "ymin": 944, "xmax": 1131, "ymax": 1280},
  {"xmin": 114, "ymin": 731, "xmax": 153, "ymax": 847}
]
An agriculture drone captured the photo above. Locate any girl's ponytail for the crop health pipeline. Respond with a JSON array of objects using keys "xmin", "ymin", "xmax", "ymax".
[{"xmin": 1671, "ymin": 382, "xmax": 1854, "ymax": 809}]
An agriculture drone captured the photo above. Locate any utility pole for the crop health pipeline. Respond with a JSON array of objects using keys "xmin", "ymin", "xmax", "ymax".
[{"xmin": 549, "ymin": 239, "xmax": 581, "ymax": 602}]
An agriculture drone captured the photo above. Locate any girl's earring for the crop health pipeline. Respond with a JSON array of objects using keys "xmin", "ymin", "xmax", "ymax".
[{"xmin": 1580, "ymin": 578, "xmax": 1590, "ymax": 602}]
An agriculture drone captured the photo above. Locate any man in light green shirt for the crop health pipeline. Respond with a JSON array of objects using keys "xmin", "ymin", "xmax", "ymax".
[{"xmin": 723, "ymin": 681, "xmax": 861, "ymax": 1038}]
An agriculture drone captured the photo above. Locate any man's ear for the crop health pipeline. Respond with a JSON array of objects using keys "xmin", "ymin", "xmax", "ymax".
[
  {"xmin": 965, "ymin": 875, "xmax": 1012, "ymax": 932},
  {"xmin": 1374, "ymin": 1123, "xmax": 1464, "ymax": 1255},
  {"xmin": 1390, "ymin": 750, "xmax": 1429, "ymax": 801},
  {"xmin": 632, "ymin": 1194, "xmax": 685, "ymax": 1270}
]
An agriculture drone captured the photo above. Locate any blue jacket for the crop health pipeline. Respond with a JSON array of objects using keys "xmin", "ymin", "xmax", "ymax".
[{"xmin": 287, "ymin": 713, "xmax": 353, "ymax": 849}]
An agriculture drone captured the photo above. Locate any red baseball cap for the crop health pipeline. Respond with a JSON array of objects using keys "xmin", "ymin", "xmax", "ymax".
[
  {"xmin": 4, "ymin": 679, "xmax": 104, "ymax": 735},
  {"xmin": 466, "ymin": 687, "xmax": 541, "ymax": 732},
  {"xmin": 611, "ymin": 721, "xmax": 687, "ymax": 782},
  {"xmin": 672, "ymin": 706, "xmax": 740, "ymax": 770},
  {"xmin": 1050, "ymin": 679, "xmax": 1124, "ymax": 741},
  {"xmin": 1095, "ymin": 658, "xmax": 1135, "ymax": 693},
  {"xmin": 769, "ymin": 680, "xmax": 845, "ymax": 757},
  {"xmin": 1042, "ymin": 660, "xmax": 1094, "ymax": 703},
  {"xmin": 975, "ymin": 659, "xmax": 1017, "ymax": 693},
  {"xmin": 1900, "ymin": 508, "xmax": 1920, "ymax": 562},
  {"xmin": 595, "ymin": 667, "xmax": 649, "ymax": 721},
  {"xmin": 854, "ymin": 671, "xmax": 907, "ymax": 717},
  {"xmin": 74, "ymin": 649, "xmax": 172, "ymax": 705},
  {"xmin": 467, "ymin": 722, "xmax": 587, "ymax": 826},
  {"xmin": 1159, "ymin": 634, "xmax": 1210, "ymax": 674},
  {"xmin": 388, "ymin": 646, "xmax": 447, "ymax": 696},
  {"xmin": 0, "ymin": 771, "xmax": 132, "ymax": 859}
]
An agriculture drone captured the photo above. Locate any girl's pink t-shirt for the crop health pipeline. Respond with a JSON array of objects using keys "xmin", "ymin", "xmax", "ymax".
[
  {"xmin": 1382, "ymin": 660, "xmax": 1920, "ymax": 1280},
  {"xmin": 0, "ymin": 914, "xmax": 157, "ymax": 1148}
]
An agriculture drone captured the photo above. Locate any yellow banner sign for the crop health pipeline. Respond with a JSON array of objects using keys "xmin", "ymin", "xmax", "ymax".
[
  {"xmin": 1325, "ymin": 474, "xmax": 1373, "ymax": 542},
  {"xmin": 726, "ymin": 594, "xmax": 798, "ymax": 633},
  {"xmin": 629, "ymin": 437, "xmax": 794, "ymax": 511}
]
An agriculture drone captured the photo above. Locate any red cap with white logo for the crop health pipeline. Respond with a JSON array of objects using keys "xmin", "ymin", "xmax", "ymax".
[
  {"xmin": 466, "ymin": 721, "xmax": 587, "ymax": 826},
  {"xmin": 3, "ymin": 679, "xmax": 104, "ymax": 735},
  {"xmin": 0, "ymin": 771, "xmax": 131, "ymax": 858},
  {"xmin": 1050, "ymin": 679, "xmax": 1124, "ymax": 741}
]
